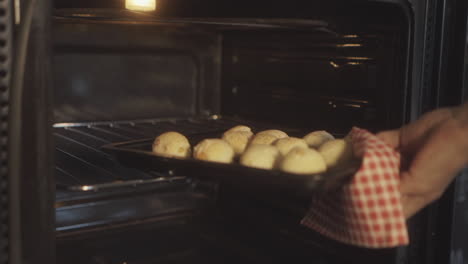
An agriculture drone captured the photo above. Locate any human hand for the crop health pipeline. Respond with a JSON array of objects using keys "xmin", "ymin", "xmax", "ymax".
[{"xmin": 377, "ymin": 103, "xmax": 468, "ymax": 219}]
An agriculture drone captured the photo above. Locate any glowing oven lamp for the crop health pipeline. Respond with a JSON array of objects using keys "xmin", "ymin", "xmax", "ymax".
[{"xmin": 125, "ymin": 0, "xmax": 156, "ymax": 11}]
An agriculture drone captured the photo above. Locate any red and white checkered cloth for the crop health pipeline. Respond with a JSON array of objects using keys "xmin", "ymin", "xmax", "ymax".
[{"xmin": 301, "ymin": 127, "xmax": 409, "ymax": 248}]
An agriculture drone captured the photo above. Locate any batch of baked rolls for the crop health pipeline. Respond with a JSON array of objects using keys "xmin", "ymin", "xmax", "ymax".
[{"xmin": 152, "ymin": 125, "xmax": 354, "ymax": 175}]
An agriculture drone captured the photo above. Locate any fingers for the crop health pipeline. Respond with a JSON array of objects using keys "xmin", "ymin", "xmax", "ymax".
[
  {"xmin": 376, "ymin": 129, "xmax": 400, "ymax": 149},
  {"xmin": 398, "ymin": 121, "xmax": 468, "ymax": 218},
  {"xmin": 383, "ymin": 107, "xmax": 468, "ymax": 219},
  {"xmin": 400, "ymin": 121, "xmax": 466, "ymax": 196}
]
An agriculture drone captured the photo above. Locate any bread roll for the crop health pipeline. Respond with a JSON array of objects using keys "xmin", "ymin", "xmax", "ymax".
[
  {"xmin": 240, "ymin": 144, "xmax": 281, "ymax": 170},
  {"xmin": 303, "ymin": 130, "xmax": 335, "ymax": 148},
  {"xmin": 257, "ymin": 129, "xmax": 288, "ymax": 139},
  {"xmin": 250, "ymin": 133, "xmax": 279, "ymax": 145},
  {"xmin": 280, "ymin": 147, "xmax": 327, "ymax": 175},
  {"xmin": 226, "ymin": 125, "xmax": 253, "ymax": 134},
  {"xmin": 194, "ymin": 139, "xmax": 234, "ymax": 164},
  {"xmin": 318, "ymin": 139, "xmax": 353, "ymax": 169},
  {"xmin": 251, "ymin": 129, "xmax": 288, "ymax": 145},
  {"xmin": 222, "ymin": 131, "xmax": 253, "ymax": 155},
  {"xmin": 274, "ymin": 137, "xmax": 308, "ymax": 156},
  {"xmin": 152, "ymin": 132, "xmax": 191, "ymax": 158}
]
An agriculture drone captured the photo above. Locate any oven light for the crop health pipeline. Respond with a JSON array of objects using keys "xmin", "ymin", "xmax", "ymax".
[
  {"xmin": 344, "ymin": 104, "xmax": 362, "ymax": 108},
  {"xmin": 81, "ymin": 185, "xmax": 93, "ymax": 191},
  {"xmin": 126, "ymin": 0, "xmax": 156, "ymax": 11},
  {"xmin": 329, "ymin": 61, "xmax": 340, "ymax": 68},
  {"xmin": 336, "ymin": 44, "xmax": 362, "ymax": 48}
]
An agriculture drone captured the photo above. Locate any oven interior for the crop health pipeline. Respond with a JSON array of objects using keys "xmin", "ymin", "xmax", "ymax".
[{"xmin": 52, "ymin": 1, "xmax": 411, "ymax": 263}]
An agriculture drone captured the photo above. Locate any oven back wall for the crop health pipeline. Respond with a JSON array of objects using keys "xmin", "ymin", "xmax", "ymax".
[
  {"xmin": 53, "ymin": 21, "xmax": 221, "ymax": 123},
  {"xmin": 220, "ymin": 3, "xmax": 410, "ymax": 134}
]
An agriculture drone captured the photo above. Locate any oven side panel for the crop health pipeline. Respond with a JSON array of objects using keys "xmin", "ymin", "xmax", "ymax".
[{"xmin": 403, "ymin": 0, "xmax": 468, "ymax": 263}]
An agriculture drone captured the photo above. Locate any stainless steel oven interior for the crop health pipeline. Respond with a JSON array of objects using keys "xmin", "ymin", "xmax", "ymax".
[{"xmin": 51, "ymin": 2, "xmax": 412, "ymax": 263}]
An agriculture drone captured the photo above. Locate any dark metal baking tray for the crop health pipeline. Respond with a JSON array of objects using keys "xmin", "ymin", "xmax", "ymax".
[{"xmin": 102, "ymin": 131, "xmax": 361, "ymax": 199}]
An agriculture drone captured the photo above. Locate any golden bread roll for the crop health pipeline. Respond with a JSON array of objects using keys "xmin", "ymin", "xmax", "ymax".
[
  {"xmin": 257, "ymin": 129, "xmax": 288, "ymax": 139},
  {"xmin": 152, "ymin": 132, "xmax": 191, "ymax": 158},
  {"xmin": 280, "ymin": 147, "xmax": 327, "ymax": 174},
  {"xmin": 318, "ymin": 139, "xmax": 353, "ymax": 169},
  {"xmin": 240, "ymin": 144, "xmax": 281, "ymax": 170},
  {"xmin": 251, "ymin": 129, "xmax": 288, "ymax": 145},
  {"xmin": 226, "ymin": 125, "xmax": 253, "ymax": 134},
  {"xmin": 194, "ymin": 139, "xmax": 234, "ymax": 164},
  {"xmin": 303, "ymin": 130, "xmax": 335, "ymax": 148},
  {"xmin": 222, "ymin": 131, "xmax": 253, "ymax": 156},
  {"xmin": 250, "ymin": 133, "xmax": 279, "ymax": 145},
  {"xmin": 274, "ymin": 137, "xmax": 308, "ymax": 156}
]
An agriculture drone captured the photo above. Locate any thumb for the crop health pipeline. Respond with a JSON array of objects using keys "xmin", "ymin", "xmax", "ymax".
[{"xmin": 376, "ymin": 129, "xmax": 400, "ymax": 149}]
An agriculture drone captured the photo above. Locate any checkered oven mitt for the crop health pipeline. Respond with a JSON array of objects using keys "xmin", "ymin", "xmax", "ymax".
[{"xmin": 301, "ymin": 127, "xmax": 409, "ymax": 248}]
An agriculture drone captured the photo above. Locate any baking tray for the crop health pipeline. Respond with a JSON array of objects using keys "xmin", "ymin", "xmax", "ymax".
[{"xmin": 102, "ymin": 131, "xmax": 361, "ymax": 199}]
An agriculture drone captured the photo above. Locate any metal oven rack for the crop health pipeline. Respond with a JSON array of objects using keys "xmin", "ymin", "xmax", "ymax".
[{"xmin": 53, "ymin": 117, "xmax": 265, "ymax": 232}]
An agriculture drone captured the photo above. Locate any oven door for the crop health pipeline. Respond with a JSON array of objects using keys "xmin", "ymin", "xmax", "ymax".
[{"xmin": 6, "ymin": 0, "xmax": 55, "ymax": 264}]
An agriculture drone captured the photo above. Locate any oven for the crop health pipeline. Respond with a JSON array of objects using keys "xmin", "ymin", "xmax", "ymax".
[{"xmin": 1, "ymin": 0, "xmax": 468, "ymax": 263}]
